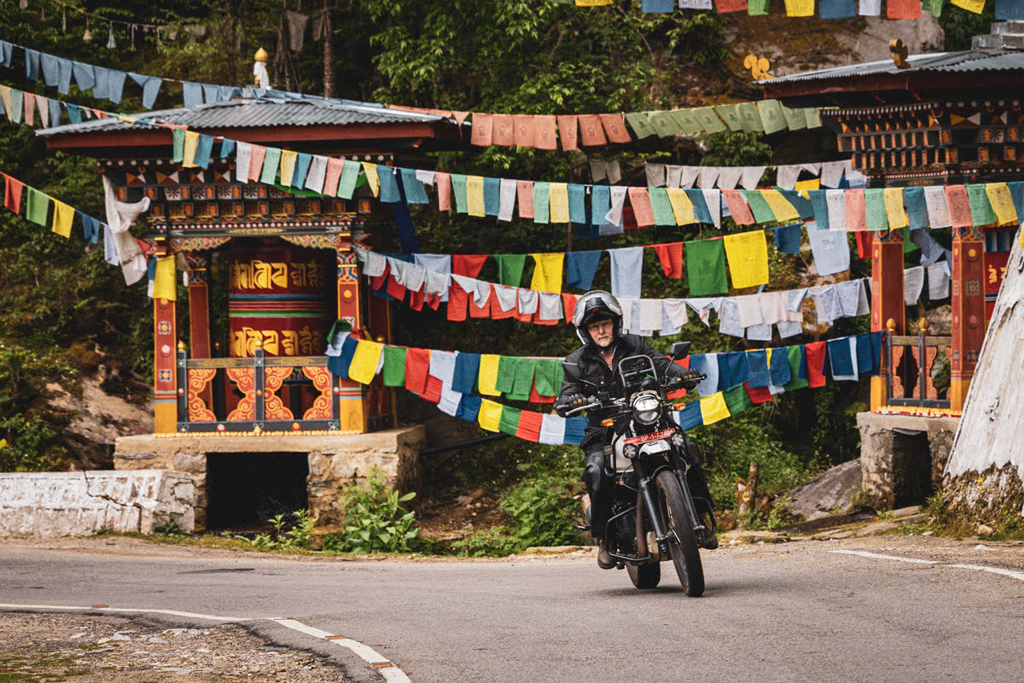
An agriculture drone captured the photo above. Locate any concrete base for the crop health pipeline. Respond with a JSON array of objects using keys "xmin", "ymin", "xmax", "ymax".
[
  {"xmin": 113, "ymin": 426, "xmax": 425, "ymax": 531},
  {"xmin": 0, "ymin": 471, "xmax": 194, "ymax": 537},
  {"xmin": 856, "ymin": 412, "xmax": 959, "ymax": 510}
]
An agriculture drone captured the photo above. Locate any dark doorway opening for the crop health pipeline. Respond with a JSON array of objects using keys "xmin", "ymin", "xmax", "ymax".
[
  {"xmin": 206, "ymin": 453, "xmax": 309, "ymax": 530},
  {"xmin": 891, "ymin": 430, "xmax": 933, "ymax": 508}
]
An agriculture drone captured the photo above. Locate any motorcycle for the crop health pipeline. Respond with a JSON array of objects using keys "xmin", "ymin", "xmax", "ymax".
[{"xmin": 567, "ymin": 342, "xmax": 716, "ymax": 597}]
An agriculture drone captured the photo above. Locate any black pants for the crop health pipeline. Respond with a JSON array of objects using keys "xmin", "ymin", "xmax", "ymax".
[{"xmin": 583, "ymin": 440, "xmax": 714, "ymax": 542}]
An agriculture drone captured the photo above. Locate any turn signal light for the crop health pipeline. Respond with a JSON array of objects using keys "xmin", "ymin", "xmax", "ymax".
[
  {"xmin": 674, "ymin": 402, "xmax": 687, "ymax": 411},
  {"xmin": 601, "ymin": 419, "xmax": 614, "ymax": 427}
]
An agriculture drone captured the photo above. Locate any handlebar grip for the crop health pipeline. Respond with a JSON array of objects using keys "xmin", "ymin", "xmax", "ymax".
[{"xmin": 565, "ymin": 401, "xmax": 601, "ymax": 416}]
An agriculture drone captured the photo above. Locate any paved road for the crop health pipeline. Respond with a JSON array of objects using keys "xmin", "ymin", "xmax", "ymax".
[{"xmin": 2, "ymin": 537, "xmax": 1024, "ymax": 682}]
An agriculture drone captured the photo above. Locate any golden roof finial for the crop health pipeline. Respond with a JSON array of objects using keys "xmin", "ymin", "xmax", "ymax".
[{"xmin": 254, "ymin": 47, "xmax": 269, "ymax": 63}]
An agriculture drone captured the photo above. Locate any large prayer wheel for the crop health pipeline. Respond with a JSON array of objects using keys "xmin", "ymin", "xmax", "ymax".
[{"xmin": 228, "ymin": 240, "xmax": 333, "ymax": 357}]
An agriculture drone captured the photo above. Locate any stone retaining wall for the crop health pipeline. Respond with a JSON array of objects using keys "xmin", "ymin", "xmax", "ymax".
[{"xmin": 0, "ymin": 470, "xmax": 194, "ymax": 537}]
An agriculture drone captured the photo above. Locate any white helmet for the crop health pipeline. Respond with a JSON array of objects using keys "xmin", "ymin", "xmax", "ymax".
[{"xmin": 572, "ymin": 290, "xmax": 624, "ymax": 348}]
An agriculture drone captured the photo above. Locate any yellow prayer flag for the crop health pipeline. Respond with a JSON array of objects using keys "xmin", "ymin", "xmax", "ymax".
[
  {"xmin": 51, "ymin": 200, "xmax": 74, "ymax": 239},
  {"xmin": 117, "ymin": 115, "xmax": 138, "ymax": 124},
  {"xmin": 883, "ymin": 188, "xmax": 908, "ymax": 230},
  {"xmin": 466, "ymin": 175, "xmax": 486, "ymax": 217},
  {"xmin": 478, "ymin": 354, "xmax": 502, "ymax": 397},
  {"xmin": 986, "ymin": 183, "xmax": 1018, "ymax": 226},
  {"xmin": 795, "ymin": 179, "xmax": 820, "ymax": 192},
  {"xmin": 783, "ymin": 0, "xmax": 814, "ymax": 16},
  {"xmin": 549, "ymin": 183, "xmax": 570, "ymax": 224},
  {"xmin": 182, "ymin": 131, "xmax": 200, "ymax": 168},
  {"xmin": 348, "ymin": 340, "xmax": 384, "ymax": 385},
  {"xmin": 951, "ymin": 0, "xmax": 985, "ymax": 12},
  {"xmin": 529, "ymin": 253, "xmax": 566, "ymax": 293},
  {"xmin": 361, "ymin": 162, "xmax": 380, "ymax": 197},
  {"xmin": 761, "ymin": 190, "xmax": 800, "ymax": 222},
  {"xmin": 279, "ymin": 150, "xmax": 298, "ymax": 187},
  {"xmin": 699, "ymin": 393, "xmax": 730, "ymax": 426},
  {"xmin": 153, "ymin": 255, "xmax": 177, "ymax": 302},
  {"xmin": 723, "ymin": 231, "xmax": 769, "ymax": 289},
  {"xmin": 576, "ymin": 0, "xmax": 613, "ymax": 5},
  {"xmin": 666, "ymin": 188, "xmax": 694, "ymax": 225},
  {"xmin": 478, "ymin": 399, "xmax": 503, "ymax": 432}
]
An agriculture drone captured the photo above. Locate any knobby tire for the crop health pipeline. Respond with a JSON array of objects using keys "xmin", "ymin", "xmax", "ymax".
[{"xmin": 655, "ymin": 470, "xmax": 705, "ymax": 597}]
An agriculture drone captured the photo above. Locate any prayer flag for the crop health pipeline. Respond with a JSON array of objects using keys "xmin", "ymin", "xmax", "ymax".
[
  {"xmin": 533, "ymin": 182, "xmax": 551, "ymax": 224},
  {"xmin": 774, "ymin": 224, "xmax": 802, "ymax": 254},
  {"xmin": 466, "ymin": 175, "xmax": 486, "ymax": 217},
  {"xmin": 667, "ymin": 188, "xmax": 695, "ymax": 225},
  {"xmin": 761, "ymin": 190, "xmax": 800, "ymax": 222},
  {"xmin": 819, "ymin": 0, "xmax": 856, "ymax": 16},
  {"xmin": 517, "ymin": 181, "xmax": 535, "ymax": 219},
  {"xmin": 967, "ymin": 184, "xmax": 997, "ymax": 226},
  {"xmin": 722, "ymin": 190, "xmax": 754, "ymax": 225},
  {"xmin": 628, "ymin": 187, "xmax": 655, "ymax": 227},
  {"xmin": 578, "ymin": 115, "xmax": 608, "ymax": 146},
  {"xmin": 451, "ymin": 174, "xmax": 469, "ymax": 214},
  {"xmin": 805, "ymin": 341, "xmax": 827, "ymax": 388},
  {"xmin": 348, "ymin": 340, "xmax": 383, "ymax": 384},
  {"xmin": 944, "ymin": 185, "xmax": 973, "ymax": 228},
  {"xmin": 883, "ymin": 187, "xmax": 908, "ymax": 229},
  {"xmin": 337, "ymin": 160, "xmax": 360, "ymax": 200},
  {"xmin": 279, "ymin": 150, "xmax": 298, "ymax": 186},
  {"xmin": 478, "ymin": 399, "xmax": 503, "ymax": 432},
  {"xmin": 986, "ymin": 183, "xmax": 1018, "ymax": 225},
  {"xmin": 260, "ymin": 147, "xmax": 282, "ymax": 184},
  {"xmin": 699, "ymin": 393, "xmax": 730, "ymax": 425},
  {"xmin": 887, "ymin": 0, "xmax": 921, "ymax": 16},
  {"xmin": 153, "ymin": 255, "xmax": 177, "ymax": 302},
  {"xmin": 950, "ymin": 0, "xmax": 984, "ymax": 12},
  {"xmin": 478, "ymin": 355, "xmax": 502, "ymax": 397},
  {"xmin": 600, "ymin": 113, "xmax": 632, "ymax": 143},
  {"xmin": 361, "ymin": 162, "xmax": 381, "ymax": 197},
  {"xmin": 535, "ymin": 115, "xmax": 558, "ymax": 150},
  {"xmin": 25, "ymin": 187, "xmax": 49, "ymax": 226},
  {"xmin": 865, "ymin": 188, "xmax": 887, "ymax": 230},
  {"xmin": 649, "ymin": 188, "xmax": 676, "ymax": 226},
  {"xmin": 741, "ymin": 190, "xmax": 776, "ymax": 224},
  {"xmin": 653, "ymin": 242, "xmax": 684, "ymax": 278},
  {"xmin": 550, "ymin": 183, "xmax": 570, "ymax": 224},
  {"xmin": 557, "ymin": 115, "xmax": 579, "ymax": 151},
  {"xmin": 382, "ymin": 346, "xmax": 407, "ymax": 387},
  {"xmin": 566, "ymin": 251, "xmax": 602, "ymax": 290},
  {"xmin": 471, "ymin": 113, "xmax": 494, "ymax": 146},
  {"xmin": 495, "ymin": 254, "xmax": 527, "ymax": 287},
  {"xmin": 51, "ymin": 199, "xmax": 74, "ymax": 238},
  {"xmin": 530, "ymin": 253, "xmax": 565, "ymax": 293},
  {"xmin": 404, "ymin": 347, "xmax": 431, "ymax": 393},
  {"xmin": 685, "ymin": 238, "xmax": 728, "ymax": 296},
  {"xmin": 514, "ymin": 115, "xmax": 536, "ymax": 147},
  {"xmin": 3, "ymin": 173, "xmax": 23, "ymax": 213},
  {"xmin": 182, "ymin": 131, "xmax": 200, "ymax": 168}
]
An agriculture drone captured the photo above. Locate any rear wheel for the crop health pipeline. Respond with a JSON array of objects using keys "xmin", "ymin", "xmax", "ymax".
[
  {"xmin": 626, "ymin": 561, "xmax": 661, "ymax": 589},
  {"xmin": 655, "ymin": 470, "xmax": 705, "ymax": 597}
]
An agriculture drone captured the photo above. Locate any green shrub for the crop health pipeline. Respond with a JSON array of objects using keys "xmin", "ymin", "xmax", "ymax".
[
  {"xmin": 0, "ymin": 415, "xmax": 67, "ymax": 472},
  {"xmin": 322, "ymin": 469, "xmax": 421, "ymax": 554},
  {"xmin": 449, "ymin": 526, "xmax": 522, "ymax": 557},
  {"xmin": 497, "ymin": 465, "xmax": 584, "ymax": 550}
]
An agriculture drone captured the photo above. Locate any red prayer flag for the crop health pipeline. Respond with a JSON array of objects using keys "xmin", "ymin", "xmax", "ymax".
[
  {"xmin": 404, "ymin": 347, "xmax": 431, "ymax": 393},
  {"xmin": 562, "ymin": 293, "xmax": 579, "ymax": 323},
  {"xmin": 3, "ymin": 174, "xmax": 24, "ymax": 214},
  {"xmin": 944, "ymin": 185, "xmax": 973, "ymax": 228},
  {"xmin": 248, "ymin": 145, "xmax": 267, "ymax": 181},
  {"xmin": 492, "ymin": 289, "xmax": 517, "ymax": 320},
  {"xmin": 386, "ymin": 273, "xmax": 407, "ymax": 300},
  {"xmin": 534, "ymin": 312, "xmax": 559, "ymax": 326},
  {"xmin": 845, "ymin": 189, "xmax": 867, "ymax": 231},
  {"xmin": 421, "ymin": 375, "xmax": 444, "ymax": 403},
  {"xmin": 527, "ymin": 383, "xmax": 556, "ymax": 404},
  {"xmin": 426, "ymin": 293, "xmax": 442, "ymax": 311},
  {"xmin": 517, "ymin": 180, "xmax": 535, "ymax": 219},
  {"xmin": 369, "ymin": 262, "xmax": 390, "ymax": 293},
  {"xmin": 599, "ymin": 113, "xmax": 632, "ymax": 144},
  {"xmin": 515, "ymin": 410, "xmax": 544, "ymax": 441},
  {"xmin": 578, "ymin": 114, "xmax": 608, "ymax": 147},
  {"xmin": 557, "ymin": 115, "xmax": 579, "ymax": 151},
  {"xmin": 468, "ymin": 289, "xmax": 492, "ymax": 318},
  {"xmin": 409, "ymin": 287, "xmax": 425, "ymax": 311},
  {"xmin": 493, "ymin": 114, "xmax": 515, "ymax": 146},
  {"xmin": 452, "ymin": 254, "xmax": 489, "ymax": 278},
  {"xmin": 513, "ymin": 115, "xmax": 536, "ymax": 148},
  {"xmin": 887, "ymin": 0, "xmax": 921, "ymax": 18},
  {"xmin": 667, "ymin": 357, "xmax": 690, "ymax": 400},
  {"xmin": 436, "ymin": 172, "xmax": 452, "ymax": 211},
  {"xmin": 744, "ymin": 382, "xmax": 774, "ymax": 404},
  {"xmin": 805, "ymin": 341, "xmax": 828, "ymax": 388},
  {"xmin": 470, "ymin": 113, "xmax": 494, "ymax": 146},
  {"xmin": 855, "ymin": 231, "xmax": 873, "ymax": 259},
  {"xmin": 715, "ymin": 0, "xmax": 748, "ymax": 10},
  {"xmin": 652, "ymin": 242, "xmax": 684, "ymax": 278},
  {"xmin": 452, "ymin": 111, "xmax": 470, "ymax": 126},
  {"xmin": 627, "ymin": 187, "xmax": 655, "ymax": 227},
  {"xmin": 323, "ymin": 158, "xmax": 344, "ymax": 197},
  {"xmin": 722, "ymin": 190, "xmax": 754, "ymax": 225},
  {"xmin": 447, "ymin": 285, "xmax": 469, "ymax": 321},
  {"xmin": 535, "ymin": 115, "xmax": 558, "ymax": 151}
]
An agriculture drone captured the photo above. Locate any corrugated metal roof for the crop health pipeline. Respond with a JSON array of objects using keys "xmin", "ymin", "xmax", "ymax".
[
  {"xmin": 769, "ymin": 50, "xmax": 1024, "ymax": 84},
  {"xmin": 38, "ymin": 97, "xmax": 445, "ymax": 137}
]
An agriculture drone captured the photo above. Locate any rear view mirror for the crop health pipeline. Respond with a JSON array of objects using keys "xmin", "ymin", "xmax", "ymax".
[{"xmin": 670, "ymin": 341, "xmax": 691, "ymax": 361}]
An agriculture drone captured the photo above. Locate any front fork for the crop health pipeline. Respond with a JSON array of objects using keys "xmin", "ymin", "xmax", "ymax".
[{"xmin": 638, "ymin": 477, "xmax": 671, "ymax": 557}]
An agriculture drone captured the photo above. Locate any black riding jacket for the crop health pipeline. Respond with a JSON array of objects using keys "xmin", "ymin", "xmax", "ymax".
[{"xmin": 557, "ymin": 334, "xmax": 689, "ymax": 450}]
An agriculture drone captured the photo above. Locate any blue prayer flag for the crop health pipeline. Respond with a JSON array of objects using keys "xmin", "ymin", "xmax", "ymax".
[
  {"xmin": 568, "ymin": 184, "xmax": 587, "ymax": 225},
  {"xmin": 452, "ymin": 353, "xmax": 482, "ymax": 395},
  {"xmin": 378, "ymin": 167, "xmax": 400, "ymax": 203},
  {"xmin": 458, "ymin": 395, "xmax": 482, "ymax": 423},
  {"xmin": 819, "ymin": 0, "xmax": 856, "ymax": 18},
  {"xmin": 484, "ymin": 177, "xmax": 501, "ymax": 217},
  {"xmin": 564, "ymin": 417, "xmax": 587, "ymax": 446},
  {"xmin": 565, "ymin": 250, "xmax": 602, "ymax": 291},
  {"xmin": 769, "ymin": 347, "xmax": 792, "ymax": 387},
  {"xmin": 746, "ymin": 350, "xmax": 771, "ymax": 389},
  {"xmin": 676, "ymin": 401, "xmax": 703, "ymax": 431},
  {"xmin": 774, "ymin": 223, "xmax": 802, "ymax": 254},
  {"xmin": 808, "ymin": 191, "xmax": 829, "ymax": 230}
]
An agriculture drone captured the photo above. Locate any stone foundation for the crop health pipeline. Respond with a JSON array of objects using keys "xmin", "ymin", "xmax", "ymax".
[
  {"xmin": 0, "ymin": 470, "xmax": 194, "ymax": 537},
  {"xmin": 856, "ymin": 412, "xmax": 959, "ymax": 509},
  {"xmin": 941, "ymin": 464, "xmax": 1024, "ymax": 531},
  {"xmin": 113, "ymin": 426, "xmax": 425, "ymax": 530}
]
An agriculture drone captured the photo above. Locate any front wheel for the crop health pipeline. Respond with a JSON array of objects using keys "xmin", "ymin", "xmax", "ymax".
[
  {"xmin": 655, "ymin": 470, "xmax": 705, "ymax": 597},
  {"xmin": 626, "ymin": 561, "xmax": 661, "ymax": 589}
]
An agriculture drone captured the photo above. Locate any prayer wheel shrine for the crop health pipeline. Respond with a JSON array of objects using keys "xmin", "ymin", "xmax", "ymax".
[
  {"xmin": 765, "ymin": 22, "xmax": 1024, "ymax": 508},
  {"xmin": 39, "ymin": 96, "xmax": 460, "ymax": 529}
]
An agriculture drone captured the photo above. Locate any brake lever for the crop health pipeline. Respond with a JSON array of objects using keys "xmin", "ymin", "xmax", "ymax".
[{"xmin": 565, "ymin": 401, "xmax": 602, "ymax": 417}]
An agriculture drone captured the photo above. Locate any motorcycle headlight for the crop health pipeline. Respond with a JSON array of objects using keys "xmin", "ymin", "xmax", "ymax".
[{"xmin": 631, "ymin": 393, "xmax": 662, "ymax": 425}]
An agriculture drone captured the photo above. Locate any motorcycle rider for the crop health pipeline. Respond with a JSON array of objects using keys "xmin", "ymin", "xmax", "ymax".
[{"xmin": 555, "ymin": 290, "xmax": 717, "ymax": 569}]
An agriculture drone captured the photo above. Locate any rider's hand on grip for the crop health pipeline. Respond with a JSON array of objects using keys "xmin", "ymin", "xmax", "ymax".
[
  {"xmin": 676, "ymin": 368, "xmax": 705, "ymax": 390},
  {"xmin": 556, "ymin": 393, "xmax": 589, "ymax": 417}
]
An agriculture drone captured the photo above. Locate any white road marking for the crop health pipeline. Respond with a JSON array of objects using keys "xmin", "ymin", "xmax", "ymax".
[
  {"xmin": 0, "ymin": 603, "xmax": 411, "ymax": 682},
  {"xmin": 830, "ymin": 550, "xmax": 938, "ymax": 565},
  {"xmin": 831, "ymin": 550, "xmax": 1024, "ymax": 583}
]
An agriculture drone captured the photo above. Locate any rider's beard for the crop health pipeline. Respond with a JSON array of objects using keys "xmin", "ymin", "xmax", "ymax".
[{"xmin": 594, "ymin": 335, "xmax": 613, "ymax": 349}]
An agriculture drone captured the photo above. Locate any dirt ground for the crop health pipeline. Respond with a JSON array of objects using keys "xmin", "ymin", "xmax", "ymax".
[{"xmin": 0, "ymin": 611, "xmax": 349, "ymax": 682}]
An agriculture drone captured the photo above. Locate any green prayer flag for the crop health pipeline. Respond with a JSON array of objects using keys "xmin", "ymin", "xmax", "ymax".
[
  {"xmin": 533, "ymin": 182, "xmax": 551, "ymax": 224},
  {"xmin": 741, "ymin": 190, "xmax": 776, "ymax": 224},
  {"xmin": 865, "ymin": 189, "xmax": 888, "ymax": 231},
  {"xmin": 670, "ymin": 109, "xmax": 702, "ymax": 136},
  {"xmin": 172, "ymin": 129, "xmax": 186, "ymax": 163},
  {"xmin": 534, "ymin": 360, "xmax": 562, "ymax": 397},
  {"xmin": 685, "ymin": 238, "xmax": 728, "ymax": 297},
  {"xmin": 260, "ymin": 147, "xmax": 282, "ymax": 185},
  {"xmin": 499, "ymin": 405, "xmax": 522, "ymax": 436},
  {"xmin": 25, "ymin": 187, "xmax": 50, "ymax": 226},
  {"xmin": 9, "ymin": 89, "xmax": 23, "ymax": 125},
  {"xmin": 781, "ymin": 105, "xmax": 807, "ymax": 131},
  {"xmin": 624, "ymin": 112, "xmax": 657, "ymax": 139},
  {"xmin": 382, "ymin": 346, "xmax": 407, "ymax": 387},
  {"xmin": 903, "ymin": 227, "xmax": 919, "ymax": 254},
  {"xmin": 723, "ymin": 385, "xmax": 752, "ymax": 417},
  {"xmin": 495, "ymin": 254, "xmax": 527, "ymax": 287},
  {"xmin": 649, "ymin": 111, "xmax": 681, "ymax": 138},
  {"xmin": 922, "ymin": 0, "xmax": 943, "ymax": 15},
  {"xmin": 757, "ymin": 100, "xmax": 786, "ymax": 135},
  {"xmin": 692, "ymin": 107, "xmax": 727, "ymax": 134},
  {"xmin": 451, "ymin": 174, "xmax": 468, "ymax": 214},
  {"xmin": 495, "ymin": 356, "xmax": 519, "ymax": 395},
  {"xmin": 784, "ymin": 345, "xmax": 808, "ymax": 391},
  {"xmin": 337, "ymin": 159, "xmax": 360, "ymax": 199},
  {"xmin": 737, "ymin": 103, "xmax": 765, "ymax": 133},
  {"xmin": 509, "ymin": 358, "xmax": 538, "ymax": 401},
  {"xmin": 805, "ymin": 108, "xmax": 822, "ymax": 129},
  {"xmin": 748, "ymin": 0, "xmax": 770, "ymax": 14},
  {"xmin": 714, "ymin": 105, "xmax": 743, "ymax": 132},
  {"xmin": 648, "ymin": 188, "xmax": 676, "ymax": 226},
  {"xmin": 967, "ymin": 183, "xmax": 997, "ymax": 227}
]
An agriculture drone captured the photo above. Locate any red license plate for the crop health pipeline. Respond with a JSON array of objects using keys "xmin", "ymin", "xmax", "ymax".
[{"xmin": 624, "ymin": 429, "xmax": 675, "ymax": 445}]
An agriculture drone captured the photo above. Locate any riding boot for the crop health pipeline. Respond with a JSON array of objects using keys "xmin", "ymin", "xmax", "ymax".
[{"xmin": 596, "ymin": 538, "xmax": 615, "ymax": 569}]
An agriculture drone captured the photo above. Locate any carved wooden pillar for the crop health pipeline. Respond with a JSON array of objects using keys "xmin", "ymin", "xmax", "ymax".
[
  {"xmin": 153, "ymin": 246, "xmax": 178, "ymax": 434},
  {"xmin": 336, "ymin": 247, "xmax": 366, "ymax": 433},
  {"xmin": 185, "ymin": 252, "xmax": 211, "ymax": 359},
  {"xmin": 949, "ymin": 228, "xmax": 986, "ymax": 413},
  {"xmin": 870, "ymin": 230, "xmax": 905, "ymax": 412}
]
